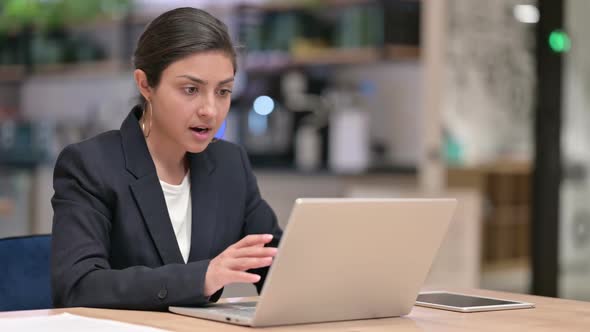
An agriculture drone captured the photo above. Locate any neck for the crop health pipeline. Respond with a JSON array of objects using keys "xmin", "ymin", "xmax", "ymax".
[{"xmin": 145, "ymin": 126, "xmax": 187, "ymax": 185}]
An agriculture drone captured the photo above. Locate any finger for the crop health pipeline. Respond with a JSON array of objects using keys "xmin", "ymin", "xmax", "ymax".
[
  {"xmin": 227, "ymin": 257, "xmax": 273, "ymax": 271},
  {"xmin": 226, "ymin": 271, "xmax": 261, "ymax": 284},
  {"xmin": 232, "ymin": 234, "xmax": 273, "ymax": 249},
  {"xmin": 233, "ymin": 246, "xmax": 278, "ymax": 258}
]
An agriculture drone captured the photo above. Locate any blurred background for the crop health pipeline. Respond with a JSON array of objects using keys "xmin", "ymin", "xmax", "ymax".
[{"xmin": 0, "ymin": 0, "xmax": 587, "ymax": 301}]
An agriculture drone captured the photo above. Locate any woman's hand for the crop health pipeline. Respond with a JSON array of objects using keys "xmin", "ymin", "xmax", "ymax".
[{"xmin": 204, "ymin": 234, "xmax": 277, "ymax": 296}]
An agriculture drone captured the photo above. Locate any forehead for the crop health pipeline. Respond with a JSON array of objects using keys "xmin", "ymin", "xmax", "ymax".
[{"xmin": 163, "ymin": 51, "xmax": 234, "ymax": 81}]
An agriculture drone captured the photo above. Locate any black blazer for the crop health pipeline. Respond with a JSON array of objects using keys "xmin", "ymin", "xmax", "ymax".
[{"xmin": 51, "ymin": 107, "xmax": 282, "ymax": 310}]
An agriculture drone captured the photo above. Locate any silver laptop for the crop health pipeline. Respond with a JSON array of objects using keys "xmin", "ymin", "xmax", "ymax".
[{"xmin": 170, "ymin": 198, "xmax": 457, "ymax": 327}]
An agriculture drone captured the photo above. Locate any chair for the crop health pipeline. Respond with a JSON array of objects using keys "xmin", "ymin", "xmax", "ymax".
[{"xmin": 0, "ymin": 234, "xmax": 52, "ymax": 311}]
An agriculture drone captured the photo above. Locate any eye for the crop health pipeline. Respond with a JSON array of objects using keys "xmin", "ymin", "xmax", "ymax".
[
  {"xmin": 218, "ymin": 89, "xmax": 232, "ymax": 97},
  {"xmin": 184, "ymin": 87, "xmax": 198, "ymax": 95}
]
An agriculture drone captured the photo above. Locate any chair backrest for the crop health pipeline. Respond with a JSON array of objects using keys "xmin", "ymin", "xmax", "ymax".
[{"xmin": 0, "ymin": 234, "xmax": 52, "ymax": 311}]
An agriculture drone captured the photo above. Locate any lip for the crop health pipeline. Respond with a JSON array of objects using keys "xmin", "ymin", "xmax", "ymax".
[{"xmin": 189, "ymin": 126, "xmax": 213, "ymax": 142}]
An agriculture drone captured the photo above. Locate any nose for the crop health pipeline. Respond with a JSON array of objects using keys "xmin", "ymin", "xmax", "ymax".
[{"xmin": 197, "ymin": 93, "xmax": 217, "ymax": 119}]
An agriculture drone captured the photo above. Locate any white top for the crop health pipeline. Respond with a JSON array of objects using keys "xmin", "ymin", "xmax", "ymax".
[{"xmin": 159, "ymin": 172, "xmax": 192, "ymax": 263}]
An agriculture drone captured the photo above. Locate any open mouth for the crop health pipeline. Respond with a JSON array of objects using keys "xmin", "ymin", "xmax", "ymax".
[{"xmin": 190, "ymin": 126, "xmax": 211, "ymax": 134}]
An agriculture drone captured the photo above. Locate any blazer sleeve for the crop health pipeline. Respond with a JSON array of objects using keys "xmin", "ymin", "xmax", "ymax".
[
  {"xmin": 51, "ymin": 144, "xmax": 212, "ymax": 310},
  {"xmin": 237, "ymin": 145, "xmax": 283, "ymax": 294}
]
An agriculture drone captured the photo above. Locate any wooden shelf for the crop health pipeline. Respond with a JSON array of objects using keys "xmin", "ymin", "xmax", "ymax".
[
  {"xmin": 240, "ymin": 0, "xmax": 420, "ymax": 12},
  {"xmin": 385, "ymin": 45, "xmax": 421, "ymax": 60},
  {"xmin": 1, "ymin": 46, "xmax": 419, "ymax": 79},
  {"xmin": 482, "ymin": 257, "xmax": 529, "ymax": 272},
  {"xmin": 292, "ymin": 47, "xmax": 381, "ymax": 66},
  {"xmin": 244, "ymin": 45, "xmax": 419, "ymax": 72},
  {"xmin": 238, "ymin": 0, "xmax": 376, "ymax": 12},
  {"xmin": 61, "ymin": 15, "xmax": 127, "ymax": 30},
  {"xmin": 448, "ymin": 160, "xmax": 531, "ymax": 175}
]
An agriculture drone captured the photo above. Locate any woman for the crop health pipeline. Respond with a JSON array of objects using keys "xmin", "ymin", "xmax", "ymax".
[{"xmin": 51, "ymin": 7, "xmax": 282, "ymax": 310}]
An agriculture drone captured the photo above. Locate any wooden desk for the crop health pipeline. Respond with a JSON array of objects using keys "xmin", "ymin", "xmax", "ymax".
[{"xmin": 1, "ymin": 289, "xmax": 589, "ymax": 331}]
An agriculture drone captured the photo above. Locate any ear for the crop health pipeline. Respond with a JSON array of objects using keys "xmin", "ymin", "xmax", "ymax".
[{"xmin": 134, "ymin": 69, "xmax": 152, "ymax": 102}]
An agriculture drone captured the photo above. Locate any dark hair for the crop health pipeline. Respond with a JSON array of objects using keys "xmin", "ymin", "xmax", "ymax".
[{"xmin": 133, "ymin": 7, "xmax": 237, "ymax": 105}]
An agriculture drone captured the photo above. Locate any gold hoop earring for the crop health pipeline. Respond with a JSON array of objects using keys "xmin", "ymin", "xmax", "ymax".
[{"xmin": 142, "ymin": 101, "xmax": 152, "ymax": 138}]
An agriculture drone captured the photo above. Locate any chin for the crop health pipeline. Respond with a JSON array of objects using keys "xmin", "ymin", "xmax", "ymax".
[{"xmin": 186, "ymin": 142, "xmax": 211, "ymax": 154}]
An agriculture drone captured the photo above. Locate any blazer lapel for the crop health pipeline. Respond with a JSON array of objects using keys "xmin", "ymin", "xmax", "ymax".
[
  {"xmin": 121, "ymin": 107, "xmax": 184, "ymax": 265},
  {"xmin": 130, "ymin": 175, "xmax": 185, "ymax": 265},
  {"xmin": 187, "ymin": 151, "xmax": 219, "ymax": 262}
]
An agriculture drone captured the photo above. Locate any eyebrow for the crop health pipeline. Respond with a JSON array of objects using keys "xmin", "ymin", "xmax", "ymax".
[{"xmin": 176, "ymin": 75, "xmax": 234, "ymax": 85}]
